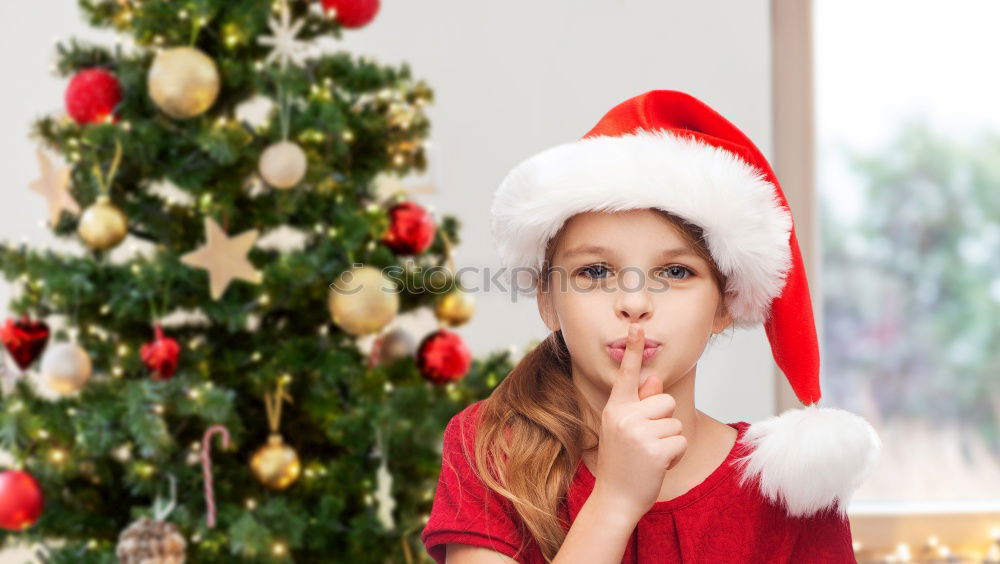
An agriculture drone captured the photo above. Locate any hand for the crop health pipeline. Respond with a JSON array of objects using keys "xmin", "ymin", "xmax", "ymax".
[{"xmin": 591, "ymin": 323, "xmax": 688, "ymax": 523}]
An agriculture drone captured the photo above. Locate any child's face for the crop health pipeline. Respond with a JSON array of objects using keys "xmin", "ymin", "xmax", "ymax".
[{"xmin": 537, "ymin": 209, "xmax": 732, "ymax": 392}]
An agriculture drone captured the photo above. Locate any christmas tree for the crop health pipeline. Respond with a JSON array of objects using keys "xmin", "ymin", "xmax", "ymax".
[{"xmin": 0, "ymin": 1, "xmax": 512, "ymax": 561}]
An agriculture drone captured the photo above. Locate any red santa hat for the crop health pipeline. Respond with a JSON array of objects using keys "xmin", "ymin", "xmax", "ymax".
[{"xmin": 490, "ymin": 89, "xmax": 880, "ymax": 518}]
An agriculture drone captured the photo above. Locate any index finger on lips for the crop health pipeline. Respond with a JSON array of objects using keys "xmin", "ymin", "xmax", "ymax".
[{"xmin": 609, "ymin": 323, "xmax": 644, "ymax": 405}]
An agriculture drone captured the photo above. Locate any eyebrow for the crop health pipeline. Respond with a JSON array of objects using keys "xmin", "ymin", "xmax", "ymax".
[{"xmin": 560, "ymin": 244, "xmax": 700, "ymax": 260}]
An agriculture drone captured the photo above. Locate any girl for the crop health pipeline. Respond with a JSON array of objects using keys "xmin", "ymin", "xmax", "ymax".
[{"xmin": 421, "ymin": 90, "xmax": 881, "ymax": 563}]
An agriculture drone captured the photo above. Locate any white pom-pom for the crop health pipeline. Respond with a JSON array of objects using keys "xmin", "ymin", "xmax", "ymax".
[{"xmin": 733, "ymin": 405, "xmax": 880, "ymax": 518}]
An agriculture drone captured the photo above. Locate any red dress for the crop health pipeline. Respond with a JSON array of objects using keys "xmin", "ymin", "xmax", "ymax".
[{"xmin": 421, "ymin": 400, "xmax": 857, "ymax": 563}]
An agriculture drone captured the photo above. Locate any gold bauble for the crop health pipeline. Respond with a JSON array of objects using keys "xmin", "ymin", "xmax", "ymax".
[
  {"xmin": 328, "ymin": 265, "xmax": 399, "ymax": 336},
  {"xmin": 78, "ymin": 195, "xmax": 128, "ymax": 251},
  {"xmin": 250, "ymin": 434, "xmax": 301, "ymax": 491},
  {"xmin": 147, "ymin": 46, "xmax": 220, "ymax": 119},
  {"xmin": 434, "ymin": 287, "xmax": 476, "ymax": 327}
]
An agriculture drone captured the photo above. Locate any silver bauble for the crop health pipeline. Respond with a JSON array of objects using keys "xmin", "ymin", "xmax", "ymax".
[
  {"xmin": 39, "ymin": 342, "xmax": 92, "ymax": 395},
  {"xmin": 259, "ymin": 141, "xmax": 307, "ymax": 189},
  {"xmin": 377, "ymin": 328, "xmax": 415, "ymax": 365}
]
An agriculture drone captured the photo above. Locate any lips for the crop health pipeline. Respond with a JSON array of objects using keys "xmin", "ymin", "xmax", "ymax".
[
  {"xmin": 606, "ymin": 337, "xmax": 662, "ymax": 350},
  {"xmin": 607, "ymin": 344, "xmax": 661, "ymax": 364}
]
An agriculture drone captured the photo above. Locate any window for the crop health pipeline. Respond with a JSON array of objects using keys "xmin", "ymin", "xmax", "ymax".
[
  {"xmin": 775, "ymin": 0, "xmax": 1000, "ymax": 559},
  {"xmin": 814, "ymin": 0, "xmax": 1000, "ymax": 507}
]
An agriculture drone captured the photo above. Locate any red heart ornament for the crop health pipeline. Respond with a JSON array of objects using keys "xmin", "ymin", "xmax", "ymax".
[{"xmin": 0, "ymin": 316, "xmax": 50, "ymax": 370}]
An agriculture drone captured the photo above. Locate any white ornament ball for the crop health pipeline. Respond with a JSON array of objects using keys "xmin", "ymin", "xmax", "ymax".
[
  {"xmin": 259, "ymin": 141, "xmax": 307, "ymax": 189},
  {"xmin": 39, "ymin": 343, "xmax": 92, "ymax": 395}
]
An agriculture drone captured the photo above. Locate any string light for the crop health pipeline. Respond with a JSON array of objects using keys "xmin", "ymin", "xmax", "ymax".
[
  {"xmin": 223, "ymin": 23, "xmax": 241, "ymax": 48},
  {"xmin": 271, "ymin": 541, "xmax": 287, "ymax": 556},
  {"xmin": 152, "ymin": 404, "xmax": 165, "ymax": 415},
  {"xmin": 113, "ymin": 444, "xmax": 132, "ymax": 462},
  {"xmin": 49, "ymin": 448, "xmax": 67, "ymax": 464}
]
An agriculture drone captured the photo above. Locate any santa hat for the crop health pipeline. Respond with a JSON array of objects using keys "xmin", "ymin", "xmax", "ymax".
[{"xmin": 489, "ymin": 90, "xmax": 880, "ymax": 518}]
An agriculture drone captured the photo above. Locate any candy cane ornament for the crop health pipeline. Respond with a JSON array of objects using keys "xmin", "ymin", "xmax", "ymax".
[{"xmin": 202, "ymin": 424, "xmax": 231, "ymax": 529}]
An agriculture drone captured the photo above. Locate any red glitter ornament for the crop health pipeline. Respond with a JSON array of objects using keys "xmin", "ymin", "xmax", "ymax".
[
  {"xmin": 0, "ymin": 316, "xmax": 50, "ymax": 370},
  {"xmin": 140, "ymin": 325, "xmax": 181, "ymax": 380},
  {"xmin": 417, "ymin": 329, "xmax": 471, "ymax": 385},
  {"xmin": 320, "ymin": 0, "xmax": 380, "ymax": 29},
  {"xmin": 383, "ymin": 201, "xmax": 436, "ymax": 255},
  {"xmin": 0, "ymin": 470, "xmax": 44, "ymax": 531},
  {"xmin": 64, "ymin": 69, "xmax": 122, "ymax": 125}
]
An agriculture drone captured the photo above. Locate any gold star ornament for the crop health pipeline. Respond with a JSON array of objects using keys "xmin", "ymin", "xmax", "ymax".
[
  {"xmin": 29, "ymin": 148, "xmax": 80, "ymax": 225},
  {"xmin": 181, "ymin": 217, "xmax": 263, "ymax": 300}
]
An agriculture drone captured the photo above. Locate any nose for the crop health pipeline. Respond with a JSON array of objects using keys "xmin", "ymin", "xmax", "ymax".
[{"xmin": 615, "ymin": 267, "xmax": 653, "ymax": 322}]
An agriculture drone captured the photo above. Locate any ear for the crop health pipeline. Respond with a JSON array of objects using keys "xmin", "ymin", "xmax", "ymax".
[
  {"xmin": 712, "ymin": 294, "xmax": 733, "ymax": 335},
  {"xmin": 536, "ymin": 284, "xmax": 560, "ymax": 332}
]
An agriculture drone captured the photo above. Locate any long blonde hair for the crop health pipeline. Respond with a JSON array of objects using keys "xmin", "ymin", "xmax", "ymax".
[{"xmin": 469, "ymin": 209, "xmax": 732, "ymax": 561}]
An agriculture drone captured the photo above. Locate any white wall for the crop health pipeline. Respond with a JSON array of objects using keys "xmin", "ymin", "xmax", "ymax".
[{"xmin": 0, "ymin": 0, "xmax": 775, "ymax": 470}]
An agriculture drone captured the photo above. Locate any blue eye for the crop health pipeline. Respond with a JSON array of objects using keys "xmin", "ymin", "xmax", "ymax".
[
  {"xmin": 661, "ymin": 265, "xmax": 693, "ymax": 280},
  {"xmin": 578, "ymin": 264, "xmax": 611, "ymax": 279},
  {"xmin": 577, "ymin": 264, "xmax": 694, "ymax": 280}
]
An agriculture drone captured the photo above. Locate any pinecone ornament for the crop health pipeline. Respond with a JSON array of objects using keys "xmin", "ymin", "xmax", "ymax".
[{"xmin": 116, "ymin": 517, "xmax": 186, "ymax": 563}]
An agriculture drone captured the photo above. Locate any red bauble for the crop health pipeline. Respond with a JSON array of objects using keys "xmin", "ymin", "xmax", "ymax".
[
  {"xmin": 0, "ymin": 470, "xmax": 44, "ymax": 531},
  {"xmin": 65, "ymin": 69, "xmax": 122, "ymax": 125},
  {"xmin": 0, "ymin": 316, "xmax": 50, "ymax": 370},
  {"xmin": 417, "ymin": 329, "xmax": 471, "ymax": 385},
  {"xmin": 320, "ymin": 0, "xmax": 380, "ymax": 29},
  {"xmin": 140, "ymin": 325, "xmax": 181, "ymax": 381},
  {"xmin": 383, "ymin": 202, "xmax": 436, "ymax": 255}
]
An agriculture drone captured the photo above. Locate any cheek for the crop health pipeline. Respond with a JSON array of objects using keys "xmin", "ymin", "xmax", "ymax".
[{"xmin": 651, "ymin": 294, "xmax": 718, "ymax": 338}]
